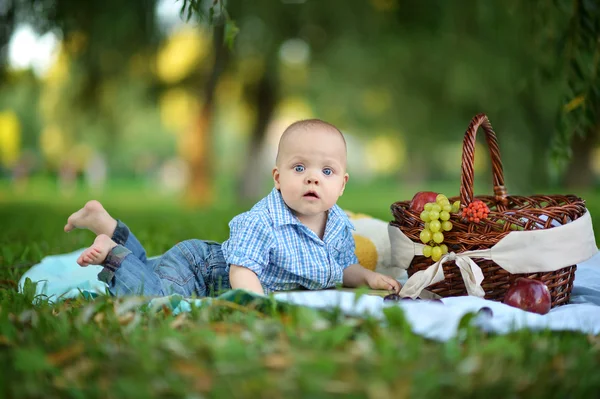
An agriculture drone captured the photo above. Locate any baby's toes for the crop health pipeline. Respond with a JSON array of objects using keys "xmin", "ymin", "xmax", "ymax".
[{"xmin": 80, "ymin": 251, "xmax": 94, "ymax": 266}]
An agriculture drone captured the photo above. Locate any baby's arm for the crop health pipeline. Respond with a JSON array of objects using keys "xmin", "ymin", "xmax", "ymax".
[
  {"xmin": 338, "ymin": 223, "xmax": 400, "ymax": 293},
  {"xmin": 222, "ymin": 212, "xmax": 273, "ymax": 297},
  {"xmin": 343, "ymin": 264, "xmax": 400, "ymax": 293},
  {"xmin": 342, "ymin": 264, "xmax": 373, "ymax": 287},
  {"xmin": 229, "ymin": 265, "xmax": 265, "ymax": 296}
]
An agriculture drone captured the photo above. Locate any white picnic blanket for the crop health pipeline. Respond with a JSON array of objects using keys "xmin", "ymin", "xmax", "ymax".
[{"xmin": 18, "ymin": 249, "xmax": 600, "ymax": 341}]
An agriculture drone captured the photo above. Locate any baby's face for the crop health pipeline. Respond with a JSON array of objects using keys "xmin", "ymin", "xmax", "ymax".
[{"xmin": 273, "ymin": 127, "xmax": 349, "ymax": 221}]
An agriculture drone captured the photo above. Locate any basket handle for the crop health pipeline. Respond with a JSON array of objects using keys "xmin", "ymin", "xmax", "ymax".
[{"xmin": 460, "ymin": 113, "xmax": 509, "ymax": 210}]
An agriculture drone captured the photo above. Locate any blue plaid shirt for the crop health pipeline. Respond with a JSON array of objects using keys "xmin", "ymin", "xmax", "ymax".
[{"xmin": 221, "ymin": 188, "xmax": 358, "ymax": 294}]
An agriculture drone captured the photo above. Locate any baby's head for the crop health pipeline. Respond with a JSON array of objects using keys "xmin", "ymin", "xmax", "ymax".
[{"xmin": 273, "ymin": 119, "xmax": 349, "ymax": 220}]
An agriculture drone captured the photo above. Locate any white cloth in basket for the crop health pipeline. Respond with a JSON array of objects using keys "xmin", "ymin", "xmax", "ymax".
[{"xmin": 389, "ymin": 210, "xmax": 598, "ymax": 298}]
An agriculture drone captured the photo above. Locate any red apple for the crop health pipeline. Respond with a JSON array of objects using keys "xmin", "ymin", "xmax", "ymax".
[
  {"xmin": 503, "ymin": 278, "xmax": 551, "ymax": 315},
  {"xmin": 409, "ymin": 191, "xmax": 439, "ymax": 213}
]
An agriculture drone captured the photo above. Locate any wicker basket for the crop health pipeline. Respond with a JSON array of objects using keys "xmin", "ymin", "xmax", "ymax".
[{"xmin": 390, "ymin": 114, "xmax": 587, "ymax": 308}]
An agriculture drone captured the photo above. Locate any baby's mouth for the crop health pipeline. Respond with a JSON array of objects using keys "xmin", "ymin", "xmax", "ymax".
[{"xmin": 303, "ymin": 191, "xmax": 320, "ymax": 199}]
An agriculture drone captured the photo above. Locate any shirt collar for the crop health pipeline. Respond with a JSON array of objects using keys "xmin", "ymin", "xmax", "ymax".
[
  {"xmin": 266, "ymin": 188, "xmax": 355, "ymax": 232},
  {"xmin": 327, "ymin": 203, "xmax": 355, "ymax": 231},
  {"xmin": 267, "ymin": 188, "xmax": 301, "ymax": 227},
  {"xmin": 324, "ymin": 204, "xmax": 355, "ymax": 242}
]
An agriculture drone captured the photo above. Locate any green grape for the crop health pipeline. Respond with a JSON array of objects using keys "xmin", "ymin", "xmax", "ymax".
[
  {"xmin": 440, "ymin": 244, "xmax": 448, "ymax": 254},
  {"xmin": 431, "ymin": 247, "xmax": 442, "ymax": 262},
  {"xmin": 420, "ymin": 229, "xmax": 432, "ymax": 244},
  {"xmin": 442, "ymin": 204, "xmax": 452, "ymax": 212},
  {"xmin": 441, "ymin": 220, "xmax": 453, "ymax": 231},
  {"xmin": 424, "ymin": 222, "xmax": 430, "ymax": 230},
  {"xmin": 440, "ymin": 211, "xmax": 450, "ymax": 221},
  {"xmin": 429, "ymin": 220, "xmax": 441, "ymax": 232},
  {"xmin": 420, "ymin": 211, "xmax": 430, "ymax": 222},
  {"xmin": 438, "ymin": 199, "xmax": 450, "ymax": 207},
  {"xmin": 422, "ymin": 245, "xmax": 432, "ymax": 257},
  {"xmin": 451, "ymin": 200, "xmax": 461, "ymax": 213},
  {"xmin": 436, "ymin": 194, "xmax": 448, "ymax": 203},
  {"xmin": 428, "ymin": 210, "xmax": 440, "ymax": 221},
  {"xmin": 424, "ymin": 203, "xmax": 433, "ymax": 211},
  {"xmin": 431, "ymin": 204, "xmax": 442, "ymax": 213},
  {"xmin": 432, "ymin": 231, "xmax": 444, "ymax": 244}
]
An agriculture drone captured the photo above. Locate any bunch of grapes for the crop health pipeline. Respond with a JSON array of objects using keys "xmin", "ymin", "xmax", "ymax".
[
  {"xmin": 419, "ymin": 194, "xmax": 461, "ymax": 262},
  {"xmin": 461, "ymin": 200, "xmax": 490, "ymax": 223}
]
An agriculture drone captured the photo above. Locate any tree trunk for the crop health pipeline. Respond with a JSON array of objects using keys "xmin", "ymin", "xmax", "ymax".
[
  {"xmin": 0, "ymin": 3, "xmax": 15, "ymax": 85},
  {"xmin": 186, "ymin": 23, "xmax": 229, "ymax": 206},
  {"xmin": 237, "ymin": 66, "xmax": 278, "ymax": 202},
  {"xmin": 563, "ymin": 125, "xmax": 599, "ymax": 189}
]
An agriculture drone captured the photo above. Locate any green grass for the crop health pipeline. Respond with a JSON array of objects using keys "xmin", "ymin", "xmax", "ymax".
[{"xmin": 1, "ymin": 180, "xmax": 600, "ymax": 398}]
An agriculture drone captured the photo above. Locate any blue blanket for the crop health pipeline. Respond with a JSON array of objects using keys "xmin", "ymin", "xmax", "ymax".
[{"xmin": 18, "ymin": 249, "xmax": 600, "ymax": 341}]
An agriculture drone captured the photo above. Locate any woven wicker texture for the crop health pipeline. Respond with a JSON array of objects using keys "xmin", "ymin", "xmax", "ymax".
[{"xmin": 390, "ymin": 114, "xmax": 587, "ymax": 308}]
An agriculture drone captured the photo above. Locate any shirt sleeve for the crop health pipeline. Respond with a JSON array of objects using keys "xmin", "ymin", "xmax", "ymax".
[
  {"xmin": 221, "ymin": 213, "xmax": 273, "ymax": 277},
  {"xmin": 337, "ymin": 226, "xmax": 359, "ymax": 269}
]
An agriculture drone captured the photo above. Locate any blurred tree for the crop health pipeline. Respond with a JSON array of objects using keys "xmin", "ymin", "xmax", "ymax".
[
  {"xmin": 178, "ymin": 0, "xmax": 234, "ymax": 204},
  {"xmin": 2, "ymin": 0, "xmax": 160, "ymax": 95},
  {"xmin": 0, "ymin": 0, "xmax": 16, "ymax": 83},
  {"xmin": 1, "ymin": 0, "xmax": 172, "ymax": 181},
  {"xmin": 181, "ymin": 0, "xmax": 570, "ymax": 198},
  {"xmin": 187, "ymin": 22, "xmax": 230, "ymax": 205},
  {"xmin": 1, "ymin": 0, "xmax": 596, "ymax": 201},
  {"xmin": 229, "ymin": 0, "xmax": 600, "ymax": 194},
  {"xmin": 546, "ymin": 0, "xmax": 600, "ymax": 188}
]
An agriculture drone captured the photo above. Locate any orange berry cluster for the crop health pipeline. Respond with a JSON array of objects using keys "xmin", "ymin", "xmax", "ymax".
[{"xmin": 461, "ymin": 200, "xmax": 490, "ymax": 223}]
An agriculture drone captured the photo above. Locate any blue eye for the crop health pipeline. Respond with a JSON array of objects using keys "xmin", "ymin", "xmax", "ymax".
[
  {"xmin": 322, "ymin": 168, "xmax": 333, "ymax": 176},
  {"xmin": 294, "ymin": 165, "xmax": 305, "ymax": 172}
]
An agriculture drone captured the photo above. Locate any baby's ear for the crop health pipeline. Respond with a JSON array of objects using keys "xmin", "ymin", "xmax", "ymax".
[
  {"xmin": 340, "ymin": 172, "xmax": 349, "ymax": 195},
  {"xmin": 272, "ymin": 167, "xmax": 281, "ymax": 189}
]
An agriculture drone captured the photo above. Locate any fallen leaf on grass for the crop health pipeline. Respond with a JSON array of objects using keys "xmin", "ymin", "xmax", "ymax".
[
  {"xmin": 118, "ymin": 311, "xmax": 136, "ymax": 326},
  {"xmin": 324, "ymin": 380, "xmax": 355, "ymax": 395},
  {"xmin": 162, "ymin": 305, "xmax": 173, "ymax": 317},
  {"xmin": 457, "ymin": 355, "xmax": 482, "ymax": 375},
  {"xmin": 18, "ymin": 309, "xmax": 39, "ymax": 326},
  {"xmin": 94, "ymin": 312, "xmax": 105, "ymax": 325},
  {"xmin": 162, "ymin": 337, "xmax": 191, "ymax": 359},
  {"xmin": 263, "ymin": 353, "xmax": 292, "ymax": 370},
  {"xmin": 113, "ymin": 297, "xmax": 147, "ymax": 316},
  {"xmin": 588, "ymin": 334, "xmax": 600, "ymax": 350},
  {"xmin": 551, "ymin": 355, "xmax": 566, "ymax": 377},
  {"xmin": 391, "ymin": 378, "xmax": 412, "ymax": 399},
  {"xmin": 63, "ymin": 358, "xmax": 94, "ymax": 381},
  {"xmin": 53, "ymin": 358, "xmax": 94, "ymax": 389},
  {"xmin": 366, "ymin": 381, "xmax": 393, "ymax": 399},
  {"xmin": 0, "ymin": 279, "xmax": 16, "ymax": 288},
  {"xmin": 211, "ymin": 321, "xmax": 243, "ymax": 335},
  {"xmin": 170, "ymin": 313, "xmax": 190, "ymax": 330},
  {"xmin": 47, "ymin": 342, "xmax": 85, "ymax": 366},
  {"xmin": 173, "ymin": 361, "xmax": 213, "ymax": 392},
  {"xmin": 279, "ymin": 314, "xmax": 292, "ymax": 326}
]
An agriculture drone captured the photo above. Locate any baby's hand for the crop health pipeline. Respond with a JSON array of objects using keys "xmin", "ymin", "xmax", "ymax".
[{"xmin": 366, "ymin": 272, "xmax": 401, "ymax": 294}]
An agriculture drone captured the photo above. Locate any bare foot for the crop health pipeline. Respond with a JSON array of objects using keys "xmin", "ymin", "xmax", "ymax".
[
  {"xmin": 64, "ymin": 200, "xmax": 117, "ymax": 236},
  {"xmin": 77, "ymin": 234, "xmax": 117, "ymax": 266}
]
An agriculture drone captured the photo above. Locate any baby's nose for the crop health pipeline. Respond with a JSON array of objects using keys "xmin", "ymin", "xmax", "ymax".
[{"xmin": 305, "ymin": 174, "xmax": 320, "ymax": 185}]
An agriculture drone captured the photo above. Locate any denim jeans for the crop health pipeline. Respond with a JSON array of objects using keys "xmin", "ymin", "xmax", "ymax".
[{"xmin": 97, "ymin": 221, "xmax": 231, "ymax": 297}]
